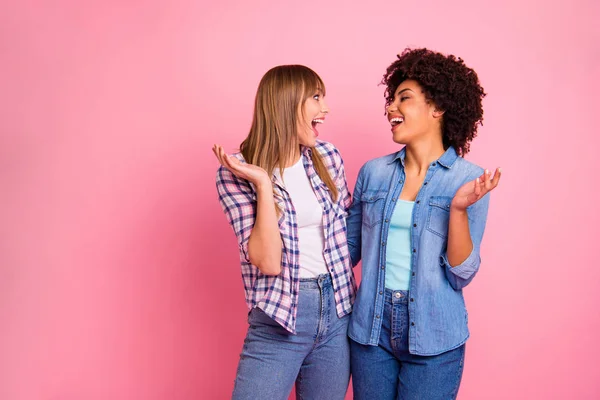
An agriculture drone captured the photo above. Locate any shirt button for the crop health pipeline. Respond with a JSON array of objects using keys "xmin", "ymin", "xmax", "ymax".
[
  {"xmin": 416, "ymin": 200, "xmax": 420, "ymax": 204},
  {"xmin": 399, "ymin": 180, "xmax": 404, "ymax": 184},
  {"xmin": 423, "ymin": 182, "xmax": 428, "ymax": 186},
  {"xmin": 411, "ymin": 322, "xmax": 415, "ymax": 326},
  {"xmin": 431, "ymin": 163, "xmax": 436, "ymax": 167},
  {"xmin": 379, "ymin": 291, "xmax": 383, "ymax": 295},
  {"xmin": 381, "ymin": 265, "xmax": 385, "ymax": 269},
  {"xmin": 394, "ymin": 292, "xmax": 402, "ymax": 298},
  {"xmin": 392, "ymin": 198, "xmax": 397, "ymax": 202},
  {"xmin": 382, "ymin": 241, "xmax": 386, "ymax": 246},
  {"xmin": 412, "ymin": 248, "xmax": 416, "ymax": 253},
  {"xmin": 376, "ymin": 315, "xmax": 380, "ymax": 319},
  {"xmin": 413, "ymin": 223, "xmax": 417, "ymax": 227},
  {"xmin": 385, "ymin": 219, "xmax": 389, "ymax": 223},
  {"xmin": 410, "ymin": 298, "xmax": 414, "ymax": 302},
  {"xmin": 412, "ymin": 272, "xmax": 416, "ymax": 276}
]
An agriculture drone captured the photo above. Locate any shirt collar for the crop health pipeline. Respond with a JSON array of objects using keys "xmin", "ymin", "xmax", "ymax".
[{"xmin": 388, "ymin": 146, "xmax": 459, "ymax": 169}]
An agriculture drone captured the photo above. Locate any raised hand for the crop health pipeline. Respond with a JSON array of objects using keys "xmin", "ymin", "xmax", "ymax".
[
  {"xmin": 213, "ymin": 144, "xmax": 271, "ymax": 187},
  {"xmin": 451, "ymin": 168, "xmax": 501, "ymax": 211}
]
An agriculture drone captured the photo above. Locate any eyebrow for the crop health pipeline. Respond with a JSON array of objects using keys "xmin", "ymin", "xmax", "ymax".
[{"xmin": 395, "ymin": 88, "xmax": 413, "ymax": 96}]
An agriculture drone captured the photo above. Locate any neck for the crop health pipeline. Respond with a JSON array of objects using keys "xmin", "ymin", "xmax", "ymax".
[{"xmin": 404, "ymin": 137, "xmax": 445, "ymax": 176}]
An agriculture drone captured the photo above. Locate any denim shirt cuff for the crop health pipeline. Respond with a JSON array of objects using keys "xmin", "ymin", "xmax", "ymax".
[{"xmin": 440, "ymin": 247, "xmax": 480, "ymax": 280}]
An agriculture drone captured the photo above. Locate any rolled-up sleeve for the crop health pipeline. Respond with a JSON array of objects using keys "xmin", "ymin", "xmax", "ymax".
[
  {"xmin": 441, "ymin": 193, "xmax": 490, "ymax": 290},
  {"xmin": 215, "ymin": 165, "xmax": 256, "ymax": 263}
]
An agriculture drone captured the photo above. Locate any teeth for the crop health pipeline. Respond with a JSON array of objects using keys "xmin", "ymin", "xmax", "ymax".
[
  {"xmin": 312, "ymin": 119, "xmax": 324, "ymax": 124},
  {"xmin": 390, "ymin": 117, "xmax": 404, "ymax": 126}
]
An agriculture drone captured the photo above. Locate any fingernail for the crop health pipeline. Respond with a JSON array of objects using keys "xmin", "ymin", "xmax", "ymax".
[
  {"xmin": 498, "ymin": 168, "xmax": 502, "ymax": 173},
  {"xmin": 486, "ymin": 169, "xmax": 490, "ymax": 175}
]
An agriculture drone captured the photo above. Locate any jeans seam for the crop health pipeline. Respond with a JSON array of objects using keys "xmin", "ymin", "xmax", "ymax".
[
  {"xmin": 450, "ymin": 346, "xmax": 465, "ymax": 399},
  {"xmin": 296, "ymin": 370, "xmax": 304, "ymax": 399},
  {"xmin": 232, "ymin": 337, "xmax": 250, "ymax": 396}
]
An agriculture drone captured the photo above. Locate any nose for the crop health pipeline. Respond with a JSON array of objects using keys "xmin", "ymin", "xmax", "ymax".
[
  {"xmin": 387, "ymin": 101, "xmax": 398, "ymax": 114},
  {"xmin": 321, "ymin": 99, "xmax": 330, "ymax": 114}
]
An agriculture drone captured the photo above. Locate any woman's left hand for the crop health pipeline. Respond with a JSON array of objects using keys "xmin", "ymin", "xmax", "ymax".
[{"xmin": 451, "ymin": 168, "xmax": 502, "ymax": 211}]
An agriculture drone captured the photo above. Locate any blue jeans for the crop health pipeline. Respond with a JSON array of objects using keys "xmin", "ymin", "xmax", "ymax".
[
  {"xmin": 350, "ymin": 289, "xmax": 465, "ymax": 400},
  {"xmin": 232, "ymin": 274, "xmax": 350, "ymax": 400}
]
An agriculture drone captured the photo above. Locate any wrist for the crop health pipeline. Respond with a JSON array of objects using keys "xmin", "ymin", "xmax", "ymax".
[
  {"xmin": 450, "ymin": 204, "xmax": 468, "ymax": 215},
  {"xmin": 255, "ymin": 179, "xmax": 273, "ymax": 192}
]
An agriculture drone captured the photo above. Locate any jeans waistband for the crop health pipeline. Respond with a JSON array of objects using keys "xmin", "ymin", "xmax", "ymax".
[
  {"xmin": 299, "ymin": 273, "xmax": 331, "ymax": 289},
  {"xmin": 384, "ymin": 288, "xmax": 409, "ymax": 305}
]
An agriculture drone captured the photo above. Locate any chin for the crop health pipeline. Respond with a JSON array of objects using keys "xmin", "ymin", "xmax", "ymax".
[{"xmin": 392, "ymin": 133, "xmax": 408, "ymax": 145}]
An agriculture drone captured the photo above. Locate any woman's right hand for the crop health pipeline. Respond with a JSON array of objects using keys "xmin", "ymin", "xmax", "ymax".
[{"xmin": 213, "ymin": 144, "xmax": 271, "ymax": 187}]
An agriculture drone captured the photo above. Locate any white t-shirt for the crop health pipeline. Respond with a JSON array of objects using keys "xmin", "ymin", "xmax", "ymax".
[{"xmin": 274, "ymin": 156, "xmax": 328, "ymax": 278}]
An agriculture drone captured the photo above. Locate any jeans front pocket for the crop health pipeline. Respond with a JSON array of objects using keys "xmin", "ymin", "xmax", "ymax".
[{"xmin": 248, "ymin": 308, "xmax": 289, "ymax": 337}]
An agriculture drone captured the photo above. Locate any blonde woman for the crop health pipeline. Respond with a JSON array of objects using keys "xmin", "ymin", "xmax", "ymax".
[{"xmin": 213, "ymin": 65, "xmax": 355, "ymax": 400}]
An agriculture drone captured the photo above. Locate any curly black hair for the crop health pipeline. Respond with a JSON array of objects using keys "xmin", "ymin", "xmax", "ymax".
[{"xmin": 382, "ymin": 48, "xmax": 486, "ymax": 156}]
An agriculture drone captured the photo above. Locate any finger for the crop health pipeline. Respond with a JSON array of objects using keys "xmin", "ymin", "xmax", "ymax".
[
  {"xmin": 216, "ymin": 146, "xmax": 228, "ymax": 166},
  {"xmin": 212, "ymin": 145, "xmax": 220, "ymax": 161},
  {"xmin": 491, "ymin": 167, "xmax": 502, "ymax": 187},
  {"xmin": 221, "ymin": 149, "xmax": 235, "ymax": 170},
  {"xmin": 218, "ymin": 147, "xmax": 234, "ymax": 171},
  {"xmin": 484, "ymin": 169, "xmax": 493, "ymax": 191},
  {"xmin": 223, "ymin": 152, "xmax": 242, "ymax": 173},
  {"xmin": 213, "ymin": 145, "xmax": 226, "ymax": 166},
  {"xmin": 474, "ymin": 177, "xmax": 481, "ymax": 197}
]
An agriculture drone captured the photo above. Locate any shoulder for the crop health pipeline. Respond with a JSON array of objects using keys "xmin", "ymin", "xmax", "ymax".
[
  {"xmin": 313, "ymin": 140, "xmax": 343, "ymax": 168},
  {"xmin": 358, "ymin": 152, "xmax": 398, "ymax": 176},
  {"xmin": 452, "ymin": 156, "xmax": 485, "ymax": 180}
]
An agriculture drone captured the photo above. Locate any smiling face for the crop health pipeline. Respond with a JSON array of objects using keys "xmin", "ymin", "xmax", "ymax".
[
  {"xmin": 386, "ymin": 79, "xmax": 443, "ymax": 146},
  {"xmin": 297, "ymin": 89, "xmax": 329, "ymax": 147}
]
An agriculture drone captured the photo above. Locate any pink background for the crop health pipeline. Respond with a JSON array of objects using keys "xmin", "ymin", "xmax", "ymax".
[{"xmin": 2, "ymin": 0, "xmax": 599, "ymax": 399}]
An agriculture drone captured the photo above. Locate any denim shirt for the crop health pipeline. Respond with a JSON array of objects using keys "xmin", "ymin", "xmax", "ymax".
[{"xmin": 347, "ymin": 147, "xmax": 490, "ymax": 356}]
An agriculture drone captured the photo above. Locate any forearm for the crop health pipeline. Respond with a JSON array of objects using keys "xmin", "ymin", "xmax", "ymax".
[
  {"xmin": 446, "ymin": 207, "xmax": 473, "ymax": 267},
  {"xmin": 248, "ymin": 181, "xmax": 283, "ymax": 275}
]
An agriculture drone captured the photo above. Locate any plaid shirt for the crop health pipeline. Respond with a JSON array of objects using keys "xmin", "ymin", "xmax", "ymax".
[{"xmin": 216, "ymin": 141, "xmax": 356, "ymax": 333}]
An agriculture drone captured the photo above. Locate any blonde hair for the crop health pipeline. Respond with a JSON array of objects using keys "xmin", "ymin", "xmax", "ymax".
[{"xmin": 240, "ymin": 65, "xmax": 338, "ymax": 201}]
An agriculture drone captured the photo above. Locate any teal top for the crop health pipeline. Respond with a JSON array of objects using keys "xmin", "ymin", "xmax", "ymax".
[{"xmin": 384, "ymin": 199, "xmax": 414, "ymax": 290}]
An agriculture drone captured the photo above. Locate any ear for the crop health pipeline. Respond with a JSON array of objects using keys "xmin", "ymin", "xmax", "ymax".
[{"xmin": 432, "ymin": 107, "xmax": 445, "ymax": 119}]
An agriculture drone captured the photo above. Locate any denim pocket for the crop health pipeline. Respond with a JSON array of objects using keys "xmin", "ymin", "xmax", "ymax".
[
  {"xmin": 426, "ymin": 196, "xmax": 452, "ymax": 239},
  {"xmin": 248, "ymin": 308, "xmax": 287, "ymax": 334},
  {"xmin": 361, "ymin": 190, "xmax": 387, "ymax": 228}
]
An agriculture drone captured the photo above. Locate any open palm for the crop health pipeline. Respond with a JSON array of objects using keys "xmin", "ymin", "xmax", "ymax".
[
  {"xmin": 213, "ymin": 144, "xmax": 270, "ymax": 185},
  {"xmin": 451, "ymin": 168, "xmax": 501, "ymax": 211}
]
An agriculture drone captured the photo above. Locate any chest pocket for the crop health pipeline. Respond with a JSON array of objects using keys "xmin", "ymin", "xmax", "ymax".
[
  {"xmin": 426, "ymin": 196, "xmax": 453, "ymax": 239},
  {"xmin": 361, "ymin": 190, "xmax": 387, "ymax": 228}
]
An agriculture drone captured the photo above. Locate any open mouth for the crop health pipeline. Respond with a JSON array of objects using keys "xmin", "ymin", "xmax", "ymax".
[
  {"xmin": 311, "ymin": 118, "xmax": 324, "ymax": 136},
  {"xmin": 390, "ymin": 117, "xmax": 404, "ymax": 127}
]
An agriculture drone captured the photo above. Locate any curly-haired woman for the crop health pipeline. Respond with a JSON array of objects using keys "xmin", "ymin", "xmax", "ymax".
[{"xmin": 347, "ymin": 48, "xmax": 501, "ymax": 399}]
